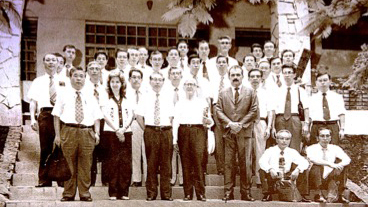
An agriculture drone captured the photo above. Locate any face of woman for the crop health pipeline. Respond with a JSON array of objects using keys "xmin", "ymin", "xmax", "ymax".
[{"xmin": 110, "ymin": 77, "xmax": 122, "ymax": 92}]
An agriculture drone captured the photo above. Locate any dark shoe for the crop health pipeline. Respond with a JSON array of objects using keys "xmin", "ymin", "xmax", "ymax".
[
  {"xmin": 35, "ymin": 183, "xmax": 52, "ymax": 187},
  {"xmin": 300, "ymin": 196, "xmax": 311, "ymax": 202},
  {"xmin": 241, "ymin": 194, "xmax": 255, "ymax": 201},
  {"xmin": 80, "ymin": 197, "xmax": 92, "ymax": 202},
  {"xmin": 262, "ymin": 194, "xmax": 272, "ymax": 202},
  {"xmin": 60, "ymin": 197, "xmax": 75, "ymax": 202},
  {"xmin": 179, "ymin": 183, "xmax": 183, "ymax": 187},
  {"xmin": 337, "ymin": 195, "xmax": 350, "ymax": 204},
  {"xmin": 170, "ymin": 183, "xmax": 175, "ymax": 186},
  {"xmin": 197, "ymin": 195, "xmax": 206, "ymax": 201},
  {"xmin": 222, "ymin": 194, "xmax": 234, "ymax": 201},
  {"xmin": 57, "ymin": 181, "xmax": 64, "ymax": 187},
  {"xmin": 183, "ymin": 195, "xmax": 192, "ymax": 201},
  {"xmin": 146, "ymin": 197, "xmax": 156, "ymax": 201},
  {"xmin": 161, "ymin": 197, "xmax": 173, "ymax": 201},
  {"xmin": 130, "ymin": 182, "xmax": 142, "ymax": 187},
  {"xmin": 314, "ymin": 194, "xmax": 327, "ymax": 203}
]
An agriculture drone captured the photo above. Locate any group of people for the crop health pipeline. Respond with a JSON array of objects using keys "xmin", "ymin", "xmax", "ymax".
[{"xmin": 27, "ymin": 35, "xmax": 351, "ymax": 203}]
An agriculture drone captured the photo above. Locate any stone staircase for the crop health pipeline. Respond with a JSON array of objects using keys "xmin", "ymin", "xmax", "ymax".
[{"xmin": 6, "ymin": 125, "xmax": 366, "ymax": 206}]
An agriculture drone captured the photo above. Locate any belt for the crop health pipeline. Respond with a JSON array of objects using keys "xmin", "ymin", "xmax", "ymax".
[
  {"xmin": 40, "ymin": 107, "xmax": 53, "ymax": 112},
  {"xmin": 312, "ymin": 120, "xmax": 338, "ymax": 125},
  {"xmin": 146, "ymin": 125, "xmax": 172, "ymax": 131},
  {"xmin": 180, "ymin": 124, "xmax": 203, "ymax": 127},
  {"xmin": 276, "ymin": 113, "xmax": 299, "ymax": 117},
  {"xmin": 65, "ymin": 123, "xmax": 93, "ymax": 128}
]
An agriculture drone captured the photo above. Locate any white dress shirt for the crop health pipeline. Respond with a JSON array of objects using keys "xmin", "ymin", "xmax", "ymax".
[
  {"xmin": 208, "ymin": 69, "xmax": 231, "ymax": 103},
  {"xmin": 306, "ymin": 143, "xmax": 351, "ymax": 178},
  {"xmin": 207, "ymin": 56, "xmax": 238, "ymax": 81},
  {"xmin": 103, "ymin": 97, "xmax": 134, "ymax": 132},
  {"xmin": 84, "ymin": 78, "xmax": 108, "ymax": 108},
  {"xmin": 256, "ymin": 87, "xmax": 276, "ymax": 118},
  {"xmin": 126, "ymin": 87, "xmax": 144, "ymax": 112},
  {"xmin": 259, "ymin": 145, "xmax": 309, "ymax": 173},
  {"xmin": 52, "ymin": 85, "xmax": 103, "ymax": 126},
  {"xmin": 274, "ymin": 84, "xmax": 309, "ymax": 114},
  {"xmin": 309, "ymin": 90, "xmax": 346, "ymax": 121}
]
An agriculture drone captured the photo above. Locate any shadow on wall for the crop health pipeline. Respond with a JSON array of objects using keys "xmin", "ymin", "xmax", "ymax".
[{"xmin": 73, "ymin": 49, "xmax": 83, "ymax": 67}]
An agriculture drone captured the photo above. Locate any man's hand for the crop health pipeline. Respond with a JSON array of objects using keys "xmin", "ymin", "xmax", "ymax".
[
  {"xmin": 290, "ymin": 169, "xmax": 300, "ymax": 181},
  {"xmin": 302, "ymin": 124, "xmax": 309, "ymax": 136},
  {"xmin": 54, "ymin": 135, "xmax": 61, "ymax": 147},
  {"xmin": 339, "ymin": 129, "xmax": 345, "ymax": 140},
  {"xmin": 330, "ymin": 163, "xmax": 344, "ymax": 171},
  {"xmin": 31, "ymin": 119, "xmax": 39, "ymax": 132},
  {"xmin": 173, "ymin": 144, "xmax": 179, "ymax": 153},
  {"xmin": 264, "ymin": 127, "xmax": 271, "ymax": 140},
  {"xmin": 94, "ymin": 133, "xmax": 100, "ymax": 145},
  {"xmin": 270, "ymin": 169, "xmax": 278, "ymax": 179},
  {"xmin": 271, "ymin": 127, "xmax": 277, "ymax": 139}
]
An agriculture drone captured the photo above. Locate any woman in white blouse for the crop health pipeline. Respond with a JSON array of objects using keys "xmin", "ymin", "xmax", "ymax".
[{"xmin": 102, "ymin": 71, "xmax": 134, "ymax": 200}]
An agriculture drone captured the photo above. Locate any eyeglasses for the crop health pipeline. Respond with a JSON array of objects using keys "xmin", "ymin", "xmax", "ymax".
[
  {"xmin": 170, "ymin": 72, "xmax": 182, "ymax": 75},
  {"xmin": 283, "ymin": 71, "xmax": 294, "ymax": 75},
  {"xmin": 130, "ymin": 75, "xmax": 142, "ymax": 80},
  {"xmin": 151, "ymin": 78, "xmax": 164, "ymax": 82},
  {"xmin": 220, "ymin": 41, "xmax": 231, "ymax": 45},
  {"xmin": 250, "ymin": 75, "xmax": 261, "ymax": 78},
  {"xmin": 184, "ymin": 83, "xmax": 196, "ymax": 87},
  {"xmin": 319, "ymin": 134, "xmax": 331, "ymax": 139}
]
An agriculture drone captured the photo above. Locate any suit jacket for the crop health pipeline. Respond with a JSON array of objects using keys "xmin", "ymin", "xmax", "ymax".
[{"xmin": 215, "ymin": 85, "xmax": 258, "ymax": 138}]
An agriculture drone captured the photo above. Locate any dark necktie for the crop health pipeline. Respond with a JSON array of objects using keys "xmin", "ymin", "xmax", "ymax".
[
  {"xmin": 202, "ymin": 61, "xmax": 209, "ymax": 80},
  {"xmin": 322, "ymin": 93, "xmax": 331, "ymax": 120},
  {"xmin": 180, "ymin": 58, "xmax": 184, "ymax": 69},
  {"xmin": 279, "ymin": 150, "xmax": 285, "ymax": 178},
  {"xmin": 174, "ymin": 88, "xmax": 179, "ymax": 105},
  {"xmin": 219, "ymin": 76, "xmax": 225, "ymax": 94},
  {"xmin": 235, "ymin": 87, "xmax": 239, "ymax": 103},
  {"xmin": 94, "ymin": 84, "xmax": 99, "ymax": 103},
  {"xmin": 49, "ymin": 75, "xmax": 56, "ymax": 105},
  {"xmin": 75, "ymin": 91, "xmax": 84, "ymax": 123},
  {"xmin": 276, "ymin": 75, "xmax": 282, "ymax": 87},
  {"xmin": 284, "ymin": 87, "xmax": 291, "ymax": 120},
  {"xmin": 66, "ymin": 64, "xmax": 71, "ymax": 77}
]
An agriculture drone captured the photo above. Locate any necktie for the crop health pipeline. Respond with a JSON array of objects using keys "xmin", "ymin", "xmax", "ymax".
[
  {"xmin": 322, "ymin": 93, "xmax": 331, "ymax": 120},
  {"xmin": 49, "ymin": 75, "xmax": 57, "ymax": 105},
  {"xmin": 234, "ymin": 87, "xmax": 239, "ymax": 103},
  {"xmin": 284, "ymin": 87, "xmax": 291, "ymax": 120},
  {"xmin": 154, "ymin": 93, "xmax": 160, "ymax": 126},
  {"xmin": 279, "ymin": 150, "xmax": 285, "ymax": 179},
  {"xmin": 219, "ymin": 76, "xmax": 225, "ymax": 94},
  {"xmin": 66, "ymin": 64, "xmax": 71, "ymax": 77},
  {"xmin": 94, "ymin": 84, "xmax": 99, "ymax": 103},
  {"xmin": 202, "ymin": 61, "xmax": 209, "ymax": 80},
  {"xmin": 136, "ymin": 90, "xmax": 140, "ymax": 104},
  {"xmin": 180, "ymin": 58, "xmax": 184, "ymax": 69},
  {"xmin": 276, "ymin": 75, "xmax": 282, "ymax": 87},
  {"xmin": 322, "ymin": 147, "xmax": 328, "ymax": 161},
  {"xmin": 174, "ymin": 88, "xmax": 179, "ymax": 105},
  {"xmin": 75, "ymin": 91, "xmax": 84, "ymax": 123}
]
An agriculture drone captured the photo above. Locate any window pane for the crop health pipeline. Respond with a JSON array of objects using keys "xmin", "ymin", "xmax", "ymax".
[
  {"xmin": 86, "ymin": 47, "xmax": 95, "ymax": 56},
  {"xmin": 96, "ymin": 25, "xmax": 105, "ymax": 33},
  {"xmin": 96, "ymin": 36, "xmax": 105, "ymax": 44},
  {"xmin": 107, "ymin": 48, "xmax": 115, "ymax": 57},
  {"xmin": 28, "ymin": 62, "xmax": 36, "ymax": 72},
  {"xmin": 138, "ymin": 27, "xmax": 146, "ymax": 36},
  {"xmin": 128, "ymin": 37, "xmax": 136, "ymax": 45},
  {"xmin": 169, "ymin": 39, "xmax": 176, "ymax": 47},
  {"xmin": 128, "ymin": 26, "xmax": 136, "ymax": 35},
  {"xmin": 149, "ymin": 38, "xmax": 157, "ymax": 46},
  {"xmin": 29, "ymin": 73, "xmax": 36, "ymax": 81},
  {"xmin": 159, "ymin": 28, "xmax": 167, "ymax": 37},
  {"xmin": 106, "ymin": 26, "xmax": 116, "ymax": 34},
  {"xmin": 27, "ymin": 52, "xmax": 35, "ymax": 61},
  {"xmin": 86, "ymin": 35, "xmax": 95, "ymax": 43},
  {"xmin": 137, "ymin": 37, "xmax": 145, "ymax": 46},
  {"xmin": 117, "ymin": 26, "xmax": 126, "ymax": 35},
  {"xmin": 168, "ymin": 29, "xmax": 176, "ymax": 37},
  {"xmin": 28, "ymin": 41, "xmax": 36, "ymax": 50},
  {"xmin": 86, "ymin": 25, "xmax": 95, "ymax": 33},
  {"xmin": 117, "ymin": 36, "xmax": 126, "ymax": 45},
  {"xmin": 106, "ymin": 36, "xmax": 116, "ymax": 44},
  {"xmin": 149, "ymin": 28, "xmax": 157, "ymax": 36},
  {"xmin": 158, "ymin": 38, "xmax": 167, "ymax": 47}
]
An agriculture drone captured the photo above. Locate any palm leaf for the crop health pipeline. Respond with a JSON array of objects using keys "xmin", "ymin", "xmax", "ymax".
[
  {"xmin": 6, "ymin": 1, "xmax": 21, "ymax": 29},
  {"xmin": 0, "ymin": 8, "xmax": 11, "ymax": 34},
  {"xmin": 202, "ymin": 0, "xmax": 216, "ymax": 10},
  {"xmin": 162, "ymin": 6, "xmax": 191, "ymax": 22},
  {"xmin": 178, "ymin": 13, "xmax": 197, "ymax": 38},
  {"xmin": 192, "ymin": 6, "xmax": 213, "ymax": 24},
  {"xmin": 248, "ymin": 0, "xmax": 263, "ymax": 4}
]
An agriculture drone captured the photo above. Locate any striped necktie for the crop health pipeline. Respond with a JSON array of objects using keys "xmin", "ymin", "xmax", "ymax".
[
  {"xmin": 49, "ymin": 75, "xmax": 57, "ymax": 105},
  {"xmin": 75, "ymin": 91, "xmax": 84, "ymax": 123},
  {"xmin": 154, "ymin": 93, "xmax": 160, "ymax": 126}
]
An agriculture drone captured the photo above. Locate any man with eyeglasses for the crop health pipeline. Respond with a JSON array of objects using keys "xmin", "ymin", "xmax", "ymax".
[
  {"xmin": 215, "ymin": 65, "xmax": 257, "ymax": 201},
  {"xmin": 241, "ymin": 54, "xmax": 257, "ymax": 86},
  {"xmin": 262, "ymin": 40, "xmax": 276, "ymax": 61},
  {"xmin": 259, "ymin": 130, "xmax": 310, "ymax": 202},
  {"xmin": 273, "ymin": 65, "xmax": 309, "ymax": 152},
  {"xmin": 306, "ymin": 128, "xmax": 350, "ymax": 203},
  {"xmin": 249, "ymin": 69, "xmax": 275, "ymax": 187},
  {"xmin": 309, "ymin": 71, "xmax": 346, "ymax": 145},
  {"xmin": 136, "ymin": 72, "xmax": 175, "ymax": 201},
  {"xmin": 127, "ymin": 48, "xmax": 140, "ymax": 70}
]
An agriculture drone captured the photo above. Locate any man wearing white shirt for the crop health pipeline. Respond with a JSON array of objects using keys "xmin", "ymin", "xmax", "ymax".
[
  {"xmin": 241, "ymin": 54, "xmax": 256, "ymax": 86},
  {"xmin": 111, "ymin": 48, "xmax": 130, "ymax": 81},
  {"xmin": 258, "ymin": 60, "xmax": 271, "ymax": 82},
  {"xmin": 281, "ymin": 49, "xmax": 295, "ymax": 66},
  {"xmin": 28, "ymin": 53, "xmax": 61, "ymax": 187},
  {"xmin": 142, "ymin": 51, "xmax": 165, "ymax": 91},
  {"xmin": 207, "ymin": 36, "xmax": 238, "ymax": 74},
  {"xmin": 309, "ymin": 72, "xmax": 346, "ymax": 145},
  {"xmin": 95, "ymin": 51, "xmax": 109, "ymax": 86},
  {"xmin": 262, "ymin": 40, "xmax": 276, "ymax": 61},
  {"xmin": 265, "ymin": 57, "xmax": 284, "ymax": 91},
  {"xmin": 259, "ymin": 130, "xmax": 310, "ymax": 202},
  {"xmin": 273, "ymin": 65, "xmax": 310, "ymax": 152},
  {"xmin": 186, "ymin": 54, "xmax": 211, "ymax": 101},
  {"xmin": 54, "ymin": 53, "xmax": 69, "ymax": 85},
  {"xmin": 127, "ymin": 48, "xmax": 140, "ymax": 69},
  {"xmin": 63, "ymin": 45, "xmax": 76, "ymax": 77},
  {"xmin": 136, "ymin": 72, "xmax": 175, "ymax": 201},
  {"xmin": 306, "ymin": 128, "xmax": 350, "ymax": 203},
  {"xmin": 53, "ymin": 67, "xmax": 103, "ymax": 202},
  {"xmin": 198, "ymin": 40, "xmax": 211, "ymax": 81},
  {"xmin": 177, "ymin": 40, "xmax": 189, "ymax": 69},
  {"xmin": 249, "ymin": 69, "xmax": 274, "ymax": 186},
  {"xmin": 251, "ymin": 43, "xmax": 264, "ymax": 63},
  {"xmin": 162, "ymin": 48, "xmax": 182, "ymax": 78}
]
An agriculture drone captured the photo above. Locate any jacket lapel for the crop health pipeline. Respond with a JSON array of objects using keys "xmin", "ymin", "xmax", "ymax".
[
  {"xmin": 236, "ymin": 86, "xmax": 246, "ymax": 104},
  {"xmin": 226, "ymin": 87, "xmax": 235, "ymax": 104}
]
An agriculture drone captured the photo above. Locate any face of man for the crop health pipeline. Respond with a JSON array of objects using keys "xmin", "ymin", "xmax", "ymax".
[
  {"xmin": 116, "ymin": 51, "xmax": 128, "ymax": 68},
  {"xmin": 70, "ymin": 70, "xmax": 86, "ymax": 90},
  {"xmin": 139, "ymin": 48, "xmax": 149, "ymax": 65},
  {"xmin": 264, "ymin": 42, "xmax": 275, "ymax": 57},
  {"xmin": 96, "ymin": 54, "xmax": 107, "ymax": 69},
  {"xmin": 128, "ymin": 49, "xmax": 140, "ymax": 66},
  {"xmin": 169, "ymin": 68, "xmax": 182, "ymax": 82},
  {"xmin": 259, "ymin": 62, "xmax": 271, "ymax": 79},
  {"xmin": 150, "ymin": 73, "xmax": 164, "ymax": 92},
  {"xmin": 276, "ymin": 132, "xmax": 291, "ymax": 150},
  {"xmin": 218, "ymin": 38, "xmax": 232, "ymax": 54},
  {"xmin": 198, "ymin": 42, "xmax": 210, "ymax": 60},
  {"xmin": 282, "ymin": 51, "xmax": 294, "ymax": 65},
  {"xmin": 129, "ymin": 71, "xmax": 142, "ymax": 90},
  {"xmin": 318, "ymin": 129, "xmax": 332, "ymax": 148},
  {"xmin": 150, "ymin": 53, "xmax": 164, "ymax": 70},
  {"xmin": 271, "ymin": 58, "xmax": 282, "ymax": 74},
  {"xmin": 189, "ymin": 58, "xmax": 201, "ymax": 76},
  {"xmin": 243, "ymin": 56, "xmax": 256, "ymax": 71},
  {"xmin": 249, "ymin": 70, "xmax": 262, "ymax": 89},
  {"xmin": 229, "ymin": 68, "xmax": 243, "ymax": 88},
  {"xmin": 44, "ymin": 54, "xmax": 57, "ymax": 75},
  {"xmin": 167, "ymin": 49, "xmax": 180, "ymax": 66},
  {"xmin": 252, "ymin": 47, "xmax": 263, "ymax": 59},
  {"xmin": 183, "ymin": 79, "xmax": 197, "ymax": 96},
  {"xmin": 87, "ymin": 63, "xmax": 101, "ymax": 80},
  {"xmin": 177, "ymin": 43, "xmax": 188, "ymax": 57},
  {"xmin": 216, "ymin": 57, "xmax": 228, "ymax": 71},
  {"xmin": 316, "ymin": 74, "xmax": 331, "ymax": 93},
  {"xmin": 64, "ymin": 48, "xmax": 76, "ymax": 63},
  {"xmin": 282, "ymin": 67, "xmax": 295, "ymax": 86}
]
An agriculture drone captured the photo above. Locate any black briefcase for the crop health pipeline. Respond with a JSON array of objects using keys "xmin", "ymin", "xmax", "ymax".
[{"xmin": 45, "ymin": 146, "xmax": 72, "ymax": 182}]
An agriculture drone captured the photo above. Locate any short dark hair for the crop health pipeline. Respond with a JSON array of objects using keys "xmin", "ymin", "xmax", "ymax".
[
  {"xmin": 63, "ymin": 45, "xmax": 76, "ymax": 52},
  {"xmin": 269, "ymin": 56, "xmax": 281, "ymax": 65},
  {"xmin": 243, "ymin": 53, "xmax": 256, "ymax": 63},
  {"xmin": 188, "ymin": 54, "xmax": 200, "ymax": 65},
  {"xmin": 94, "ymin": 51, "xmax": 108, "ymax": 60},
  {"xmin": 251, "ymin": 43, "xmax": 262, "ymax": 53},
  {"xmin": 176, "ymin": 40, "xmax": 188, "ymax": 48},
  {"xmin": 282, "ymin": 64, "xmax": 296, "ymax": 74},
  {"xmin": 129, "ymin": 68, "xmax": 143, "ymax": 79},
  {"xmin": 216, "ymin": 55, "xmax": 228, "ymax": 64},
  {"xmin": 198, "ymin": 40, "xmax": 209, "ymax": 47},
  {"xmin": 70, "ymin": 66, "xmax": 85, "ymax": 77},
  {"xmin": 218, "ymin": 35, "xmax": 231, "ymax": 41},
  {"xmin": 316, "ymin": 71, "xmax": 331, "ymax": 80},
  {"xmin": 281, "ymin": 49, "xmax": 295, "ymax": 58},
  {"xmin": 317, "ymin": 127, "xmax": 332, "ymax": 136},
  {"xmin": 150, "ymin": 50, "xmax": 162, "ymax": 59},
  {"xmin": 43, "ymin": 53, "xmax": 56, "ymax": 61},
  {"xmin": 168, "ymin": 66, "xmax": 182, "ymax": 78},
  {"xmin": 150, "ymin": 71, "xmax": 164, "ymax": 81},
  {"xmin": 53, "ymin": 52, "xmax": 66, "ymax": 63},
  {"xmin": 248, "ymin": 69, "xmax": 263, "ymax": 78},
  {"xmin": 168, "ymin": 47, "xmax": 179, "ymax": 55},
  {"xmin": 115, "ymin": 48, "xmax": 127, "ymax": 58},
  {"xmin": 264, "ymin": 40, "xmax": 275, "ymax": 48},
  {"xmin": 228, "ymin": 65, "xmax": 243, "ymax": 76}
]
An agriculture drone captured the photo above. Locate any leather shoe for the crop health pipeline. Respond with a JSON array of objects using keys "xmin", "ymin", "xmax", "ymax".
[
  {"xmin": 262, "ymin": 194, "xmax": 272, "ymax": 202},
  {"xmin": 222, "ymin": 194, "xmax": 234, "ymax": 201},
  {"xmin": 314, "ymin": 194, "xmax": 327, "ymax": 203},
  {"xmin": 146, "ymin": 197, "xmax": 156, "ymax": 201},
  {"xmin": 300, "ymin": 196, "xmax": 311, "ymax": 202},
  {"xmin": 197, "ymin": 195, "xmax": 206, "ymax": 201},
  {"xmin": 162, "ymin": 197, "xmax": 173, "ymax": 201},
  {"xmin": 337, "ymin": 195, "xmax": 350, "ymax": 204},
  {"xmin": 130, "ymin": 182, "xmax": 142, "ymax": 187},
  {"xmin": 35, "ymin": 183, "xmax": 52, "ymax": 187},
  {"xmin": 80, "ymin": 197, "xmax": 92, "ymax": 202},
  {"xmin": 60, "ymin": 197, "xmax": 74, "ymax": 202},
  {"xmin": 241, "ymin": 194, "xmax": 255, "ymax": 201},
  {"xmin": 183, "ymin": 195, "xmax": 192, "ymax": 201}
]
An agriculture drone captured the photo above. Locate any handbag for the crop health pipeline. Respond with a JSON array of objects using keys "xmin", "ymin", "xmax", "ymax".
[
  {"xmin": 275, "ymin": 179, "xmax": 302, "ymax": 202},
  {"xmin": 45, "ymin": 146, "xmax": 72, "ymax": 182},
  {"xmin": 297, "ymin": 88, "xmax": 305, "ymax": 121}
]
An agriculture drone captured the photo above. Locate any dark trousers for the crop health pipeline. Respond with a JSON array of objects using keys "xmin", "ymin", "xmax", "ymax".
[
  {"xmin": 213, "ymin": 108, "xmax": 225, "ymax": 174},
  {"xmin": 61, "ymin": 126, "xmax": 95, "ymax": 198},
  {"xmin": 259, "ymin": 164, "xmax": 309, "ymax": 195},
  {"xmin": 178, "ymin": 125, "xmax": 206, "ymax": 197},
  {"xmin": 310, "ymin": 122, "xmax": 339, "ymax": 145},
  {"xmin": 37, "ymin": 110, "xmax": 55, "ymax": 185},
  {"xmin": 275, "ymin": 115, "xmax": 303, "ymax": 152},
  {"xmin": 144, "ymin": 126, "xmax": 173, "ymax": 199},
  {"xmin": 103, "ymin": 131, "xmax": 132, "ymax": 197},
  {"xmin": 224, "ymin": 133, "xmax": 252, "ymax": 197},
  {"xmin": 91, "ymin": 119, "xmax": 105, "ymax": 186},
  {"xmin": 309, "ymin": 164, "xmax": 347, "ymax": 195}
]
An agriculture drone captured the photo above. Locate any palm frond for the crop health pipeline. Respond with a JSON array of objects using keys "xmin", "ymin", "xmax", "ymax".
[
  {"xmin": 178, "ymin": 13, "xmax": 197, "ymax": 38},
  {"xmin": 6, "ymin": 1, "xmax": 21, "ymax": 29},
  {"xmin": 162, "ymin": 6, "xmax": 191, "ymax": 22},
  {"xmin": 202, "ymin": 0, "xmax": 216, "ymax": 10},
  {"xmin": 0, "ymin": 7, "xmax": 11, "ymax": 34},
  {"xmin": 192, "ymin": 6, "xmax": 213, "ymax": 24}
]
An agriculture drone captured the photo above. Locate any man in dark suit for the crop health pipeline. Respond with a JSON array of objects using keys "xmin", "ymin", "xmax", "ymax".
[{"xmin": 215, "ymin": 65, "xmax": 258, "ymax": 201}]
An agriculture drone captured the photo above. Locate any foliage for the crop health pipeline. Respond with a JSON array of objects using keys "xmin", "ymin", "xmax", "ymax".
[
  {"xmin": 342, "ymin": 44, "xmax": 368, "ymax": 90},
  {"xmin": 0, "ymin": 0, "xmax": 21, "ymax": 34}
]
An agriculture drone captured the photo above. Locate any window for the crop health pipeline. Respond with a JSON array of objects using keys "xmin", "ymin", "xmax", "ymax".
[
  {"xmin": 179, "ymin": 28, "xmax": 210, "ymax": 49},
  {"xmin": 21, "ymin": 18, "xmax": 37, "ymax": 81},
  {"xmin": 85, "ymin": 22, "xmax": 178, "ymax": 68},
  {"xmin": 235, "ymin": 28, "xmax": 271, "ymax": 47}
]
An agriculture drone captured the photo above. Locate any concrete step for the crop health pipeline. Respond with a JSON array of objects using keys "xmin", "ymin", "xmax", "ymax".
[
  {"xmin": 7, "ymin": 199, "xmax": 366, "ymax": 207},
  {"xmin": 14, "ymin": 161, "xmax": 39, "ymax": 173},
  {"xmin": 17, "ymin": 151, "xmax": 40, "ymax": 162}
]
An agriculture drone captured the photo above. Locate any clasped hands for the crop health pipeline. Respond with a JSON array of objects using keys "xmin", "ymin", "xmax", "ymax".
[
  {"xmin": 115, "ymin": 127, "xmax": 126, "ymax": 142},
  {"xmin": 270, "ymin": 168, "xmax": 300, "ymax": 181},
  {"xmin": 228, "ymin": 122, "xmax": 242, "ymax": 134}
]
